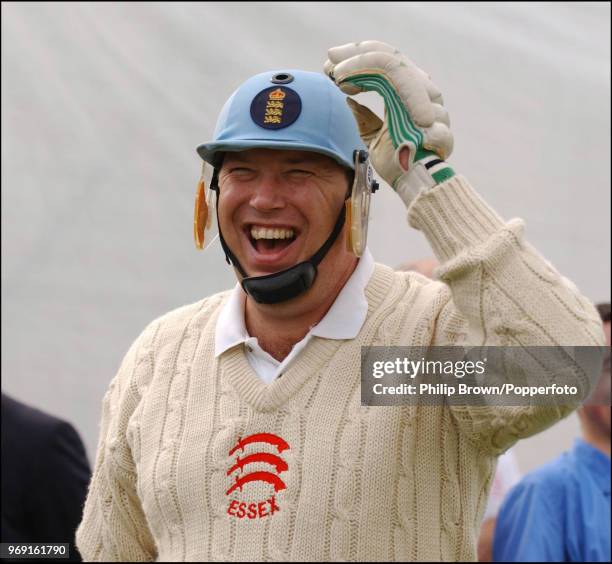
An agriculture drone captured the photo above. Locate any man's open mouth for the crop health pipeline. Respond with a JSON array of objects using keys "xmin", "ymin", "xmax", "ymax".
[{"xmin": 246, "ymin": 225, "xmax": 298, "ymax": 256}]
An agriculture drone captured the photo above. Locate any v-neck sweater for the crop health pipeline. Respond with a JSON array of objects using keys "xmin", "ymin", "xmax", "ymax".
[{"xmin": 76, "ymin": 175, "xmax": 604, "ymax": 562}]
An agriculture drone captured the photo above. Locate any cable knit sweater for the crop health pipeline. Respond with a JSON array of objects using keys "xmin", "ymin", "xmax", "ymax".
[{"xmin": 76, "ymin": 176, "xmax": 604, "ymax": 562}]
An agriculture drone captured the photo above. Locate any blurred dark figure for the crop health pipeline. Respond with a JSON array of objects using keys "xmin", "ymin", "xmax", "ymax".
[
  {"xmin": 493, "ymin": 303, "xmax": 611, "ymax": 562},
  {"xmin": 1, "ymin": 393, "xmax": 91, "ymax": 562}
]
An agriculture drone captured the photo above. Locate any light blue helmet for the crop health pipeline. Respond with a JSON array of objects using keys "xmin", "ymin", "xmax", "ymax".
[{"xmin": 196, "ymin": 69, "xmax": 366, "ymax": 170}]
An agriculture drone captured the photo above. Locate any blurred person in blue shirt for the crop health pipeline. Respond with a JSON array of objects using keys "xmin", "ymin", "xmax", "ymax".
[{"xmin": 493, "ymin": 302, "xmax": 611, "ymax": 562}]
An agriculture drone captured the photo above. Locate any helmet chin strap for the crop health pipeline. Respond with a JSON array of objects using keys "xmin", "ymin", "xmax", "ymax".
[{"xmin": 211, "ymin": 168, "xmax": 348, "ymax": 305}]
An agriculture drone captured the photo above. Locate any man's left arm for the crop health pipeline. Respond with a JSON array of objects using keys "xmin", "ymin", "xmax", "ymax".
[
  {"xmin": 413, "ymin": 170, "xmax": 605, "ymax": 453},
  {"xmin": 325, "ymin": 41, "xmax": 605, "ymax": 453}
]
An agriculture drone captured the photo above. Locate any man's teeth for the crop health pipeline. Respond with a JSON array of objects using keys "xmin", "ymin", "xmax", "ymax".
[{"xmin": 250, "ymin": 227, "xmax": 295, "ymax": 240}]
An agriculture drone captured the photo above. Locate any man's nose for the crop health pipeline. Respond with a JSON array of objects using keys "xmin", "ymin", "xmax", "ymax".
[{"xmin": 249, "ymin": 174, "xmax": 287, "ymax": 212}]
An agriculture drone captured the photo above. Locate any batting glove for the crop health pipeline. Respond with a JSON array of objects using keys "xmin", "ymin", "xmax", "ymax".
[{"xmin": 324, "ymin": 40, "xmax": 455, "ymax": 206}]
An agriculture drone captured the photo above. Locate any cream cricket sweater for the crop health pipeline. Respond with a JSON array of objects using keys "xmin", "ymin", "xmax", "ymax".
[{"xmin": 76, "ymin": 176, "xmax": 604, "ymax": 562}]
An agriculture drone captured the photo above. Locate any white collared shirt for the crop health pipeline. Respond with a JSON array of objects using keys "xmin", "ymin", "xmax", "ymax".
[{"xmin": 214, "ymin": 248, "xmax": 375, "ymax": 384}]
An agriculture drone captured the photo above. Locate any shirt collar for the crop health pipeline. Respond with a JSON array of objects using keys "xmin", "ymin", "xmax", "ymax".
[
  {"xmin": 573, "ymin": 437, "xmax": 611, "ymax": 495},
  {"xmin": 214, "ymin": 248, "xmax": 375, "ymax": 357},
  {"xmin": 214, "ymin": 281, "xmax": 250, "ymax": 357}
]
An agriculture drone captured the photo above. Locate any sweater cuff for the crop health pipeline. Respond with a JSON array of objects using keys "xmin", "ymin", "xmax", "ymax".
[{"xmin": 407, "ymin": 175, "xmax": 506, "ymax": 263}]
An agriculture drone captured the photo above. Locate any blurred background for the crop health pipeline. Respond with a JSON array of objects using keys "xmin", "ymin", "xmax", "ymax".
[{"xmin": 2, "ymin": 2, "xmax": 610, "ymax": 472}]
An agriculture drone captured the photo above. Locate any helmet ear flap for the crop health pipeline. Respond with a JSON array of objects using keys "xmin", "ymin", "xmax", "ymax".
[
  {"xmin": 194, "ymin": 176, "xmax": 209, "ymax": 249},
  {"xmin": 346, "ymin": 150, "xmax": 379, "ymax": 257},
  {"xmin": 193, "ymin": 163, "xmax": 218, "ymax": 250},
  {"xmin": 344, "ymin": 198, "xmax": 353, "ymax": 253}
]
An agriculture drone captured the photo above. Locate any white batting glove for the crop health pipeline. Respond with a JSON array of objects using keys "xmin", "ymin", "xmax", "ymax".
[{"xmin": 324, "ymin": 40, "xmax": 456, "ymax": 206}]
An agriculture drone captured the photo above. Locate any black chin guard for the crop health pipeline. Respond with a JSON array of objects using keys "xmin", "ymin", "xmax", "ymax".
[{"xmin": 241, "ymin": 261, "xmax": 316, "ymax": 305}]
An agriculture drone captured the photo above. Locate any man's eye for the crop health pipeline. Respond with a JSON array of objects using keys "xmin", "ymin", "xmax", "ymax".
[
  {"xmin": 287, "ymin": 170, "xmax": 313, "ymax": 176},
  {"xmin": 228, "ymin": 167, "xmax": 256, "ymax": 177}
]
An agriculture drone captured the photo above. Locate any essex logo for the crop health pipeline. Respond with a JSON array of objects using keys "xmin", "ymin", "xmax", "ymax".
[{"xmin": 226, "ymin": 433, "xmax": 289, "ymax": 520}]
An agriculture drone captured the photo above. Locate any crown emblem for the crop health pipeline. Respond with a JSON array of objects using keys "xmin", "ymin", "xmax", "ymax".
[{"xmin": 268, "ymin": 88, "xmax": 286, "ymax": 101}]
